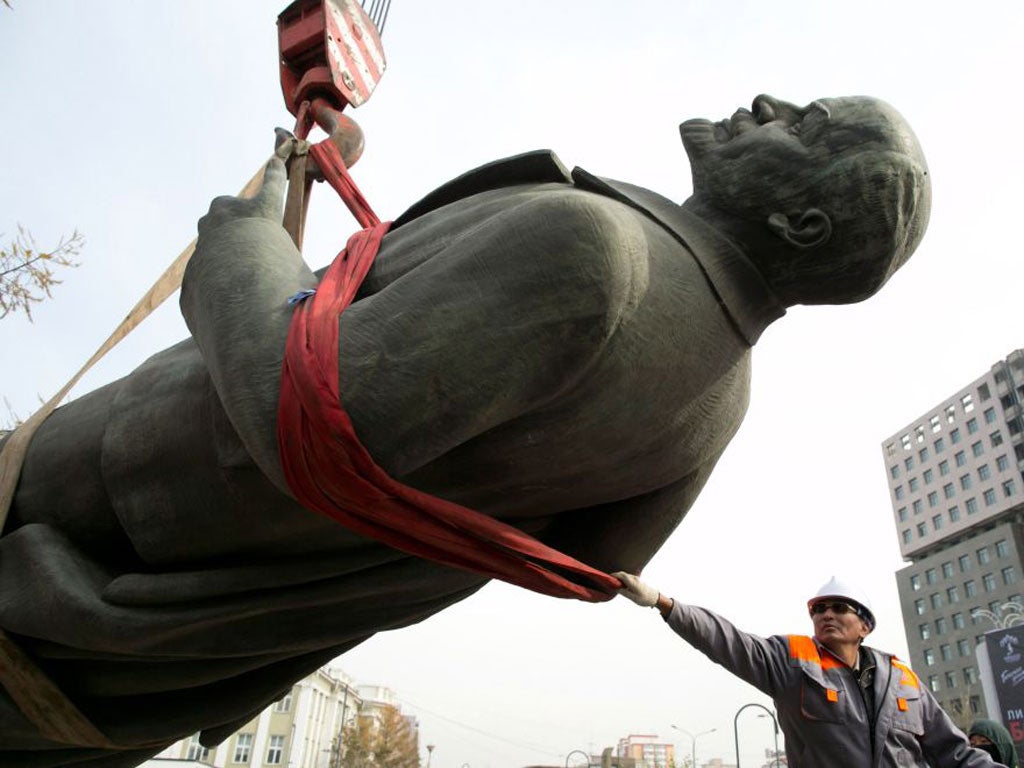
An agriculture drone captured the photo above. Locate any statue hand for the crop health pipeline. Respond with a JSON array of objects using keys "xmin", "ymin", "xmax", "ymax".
[
  {"xmin": 612, "ymin": 571, "xmax": 660, "ymax": 607},
  {"xmin": 197, "ymin": 133, "xmax": 290, "ymax": 237}
]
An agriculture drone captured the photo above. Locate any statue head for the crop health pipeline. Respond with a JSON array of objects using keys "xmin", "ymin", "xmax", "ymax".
[{"xmin": 680, "ymin": 94, "xmax": 931, "ymax": 305}]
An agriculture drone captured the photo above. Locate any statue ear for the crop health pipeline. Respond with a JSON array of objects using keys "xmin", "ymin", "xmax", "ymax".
[{"xmin": 766, "ymin": 208, "xmax": 832, "ymax": 249}]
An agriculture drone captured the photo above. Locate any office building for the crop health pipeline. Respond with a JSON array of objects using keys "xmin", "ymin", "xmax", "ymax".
[
  {"xmin": 145, "ymin": 666, "xmax": 367, "ymax": 768},
  {"xmin": 616, "ymin": 734, "xmax": 675, "ymax": 768},
  {"xmin": 882, "ymin": 349, "xmax": 1024, "ymax": 721}
]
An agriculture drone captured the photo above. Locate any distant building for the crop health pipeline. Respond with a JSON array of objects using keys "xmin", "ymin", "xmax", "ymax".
[
  {"xmin": 882, "ymin": 349, "xmax": 1024, "ymax": 722},
  {"xmin": 143, "ymin": 666, "xmax": 364, "ymax": 768},
  {"xmin": 616, "ymin": 734, "xmax": 675, "ymax": 768}
]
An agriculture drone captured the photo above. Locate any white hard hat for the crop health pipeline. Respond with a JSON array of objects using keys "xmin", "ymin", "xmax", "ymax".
[{"xmin": 808, "ymin": 576, "xmax": 876, "ymax": 631}]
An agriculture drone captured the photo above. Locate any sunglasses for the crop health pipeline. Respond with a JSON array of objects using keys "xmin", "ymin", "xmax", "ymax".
[{"xmin": 810, "ymin": 601, "xmax": 859, "ymax": 617}]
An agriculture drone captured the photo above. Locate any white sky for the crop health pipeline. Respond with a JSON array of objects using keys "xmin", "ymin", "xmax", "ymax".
[{"xmin": 2, "ymin": 1, "xmax": 1024, "ymax": 766}]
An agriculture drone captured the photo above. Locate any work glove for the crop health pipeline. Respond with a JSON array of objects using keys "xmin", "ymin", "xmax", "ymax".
[{"xmin": 612, "ymin": 571, "xmax": 660, "ymax": 607}]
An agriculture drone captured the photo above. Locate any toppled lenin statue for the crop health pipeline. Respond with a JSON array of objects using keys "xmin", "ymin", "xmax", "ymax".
[{"xmin": 0, "ymin": 94, "xmax": 930, "ymax": 767}]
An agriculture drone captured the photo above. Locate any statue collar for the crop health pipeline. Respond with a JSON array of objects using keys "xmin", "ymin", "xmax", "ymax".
[{"xmin": 570, "ymin": 168, "xmax": 786, "ymax": 346}]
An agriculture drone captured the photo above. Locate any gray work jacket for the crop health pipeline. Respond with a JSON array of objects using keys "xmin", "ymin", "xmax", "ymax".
[{"xmin": 666, "ymin": 602, "xmax": 1001, "ymax": 767}]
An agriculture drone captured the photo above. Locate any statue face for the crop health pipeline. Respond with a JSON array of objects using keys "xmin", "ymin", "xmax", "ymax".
[{"xmin": 680, "ymin": 94, "xmax": 915, "ymax": 215}]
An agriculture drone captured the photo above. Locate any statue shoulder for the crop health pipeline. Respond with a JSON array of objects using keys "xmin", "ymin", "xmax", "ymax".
[{"xmin": 393, "ymin": 150, "xmax": 574, "ymax": 228}]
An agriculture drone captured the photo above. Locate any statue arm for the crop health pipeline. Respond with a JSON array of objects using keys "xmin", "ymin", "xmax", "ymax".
[{"xmin": 180, "ymin": 156, "xmax": 312, "ymax": 494}]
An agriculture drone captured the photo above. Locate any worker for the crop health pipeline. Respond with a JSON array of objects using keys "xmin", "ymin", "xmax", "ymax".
[
  {"xmin": 969, "ymin": 720, "xmax": 1019, "ymax": 767},
  {"xmin": 614, "ymin": 573, "xmax": 1002, "ymax": 767}
]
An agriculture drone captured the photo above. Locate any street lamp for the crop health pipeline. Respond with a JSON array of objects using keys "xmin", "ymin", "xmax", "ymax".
[
  {"xmin": 671, "ymin": 725, "xmax": 716, "ymax": 768},
  {"xmin": 566, "ymin": 749, "xmax": 590, "ymax": 767},
  {"xmin": 733, "ymin": 703, "xmax": 779, "ymax": 768}
]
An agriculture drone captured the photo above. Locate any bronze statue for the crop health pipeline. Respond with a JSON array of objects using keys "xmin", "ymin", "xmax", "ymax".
[{"xmin": 0, "ymin": 94, "xmax": 930, "ymax": 767}]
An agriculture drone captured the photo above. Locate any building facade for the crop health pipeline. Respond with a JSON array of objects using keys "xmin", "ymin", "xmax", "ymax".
[
  {"xmin": 144, "ymin": 666, "xmax": 366, "ymax": 768},
  {"xmin": 882, "ymin": 349, "xmax": 1024, "ymax": 721},
  {"xmin": 616, "ymin": 734, "xmax": 675, "ymax": 768}
]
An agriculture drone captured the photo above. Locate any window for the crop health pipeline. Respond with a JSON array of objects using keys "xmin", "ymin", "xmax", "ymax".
[
  {"xmin": 905, "ymin": 456, "xmax": 915, "ymax": 470},
  {"xmin": 937, "ymin": 617, "xmax": 949, "ymax": 635},
  {"xmin": 932, "ymin": 514, "xmax": 943, "ymax": 530},
  {"xmin": 929, "ymin": 675, "xmax": 940, "ymax": 692},
  {"xmin": 991, "ymin": 430, "xmax": 1004, "ymax": 447},
  {"xmin": 970, "ymin": 606, "xmax": 982, "ymax": 624},
  {"xmin": 968, "ymin": 418, "xmax": 979, "ymax": 434},
  {"xmin": 961, "ymin": 474, "xmax": 973, "ymax": 490},
  {"xmin": 273, "ymin": 691, "xmax": 292, "ymax": 713},
  {"xmin": 898, "ymin": 507, "xmax": 908, "ymax": 522},
  {"xmin": 1003, "ymin": 566, "xmax": 1017, "ymax": 586},
  {"xmin": 233, "ymin": 733, "xmax": 253, "ymax": 764},
  {"xmin": 949, "ymin": 506, "xmax": 961, "ymax": 523},
  {"xmin": 966, "ymin": 497, "xmax": 979, "ymax": 515},
  {"xmin": 926, "ymin": 568, "xmax": 938, "ymax": 585},
  {"xmin": 946, "ymin": 405, "xmax": 957, "ymax": 423},
  {"xmin": 909, "ymin": 477, "xmax": 920, "ymax": 492},
  {"xmin": 929, "ymin": 492, "xmax": 940, "ymax": 509},
  {"xmin": 971, "ymin": 695, "xmax": 980, "ymax": 714},
  {"xmin": 940, "ymin": 459, "xmax": 950, "ymax": 476},
  {"xmin": 953, "ymin": 613, "xmax": 966, "ymax": 630},
  {"xmin": 915, "ymin": 599, "xmax": 926, "ymax": 615},
  {"xmin": 917, "ymin": 425, "xmax": 926, "ymax": 443},
  {"xmin": 1004, "ymin": 480, "xmax": 1017, "ymax": 498},
  {"xmin": 924, "ymin": 648, "xmax": 935, "ymax": 665},
  {"xmin": 971, "ymin": 441, "xmax": 985, "ymax": 458},
  {"xmin": 187, "ymin": 735, "xmax": 210, "ymax": 762},
  {"xmin": 931, "ymin": 592, "xmax": 944, "ymax": 609},
  {"xmin": 935, "ymin": 437, "xmax": 946, "ymax": 453},
  {"xmin": 997, "ymin": 540, "xmax": 1011, "ymax": 558},
  {"xmin": 931, "ymin": 414, "xmax": 942, "ymax": 432},
  {"xmin": 919, "ymin": 623, "xmax": 931, "ymax": 640},
  {"xmin": 902, "ymin": 529, "xmax": 913, "ymax": 544},
  {"xmin": 951, "ymin": 428, "xmax": 962, "ymax": 445},
  {"xmin": 895, "ymin": 485, "xmax": 906, "ymax": 500},
  {"xmin": 965, "ymin": 580, "xmax": 977, "ymax": 597},
  {"xmin": 998, "ymin": 454, "xmax": 1010, "ymax": 472},
  {"xmin": 911, "ymin": 574, "xmax": 922, "ymax": 591},
  {"xmin": 979, "ymin": 464, "xmax": 991, "ymax": 481},
  {"xmin": 990, "ymin": 599, "xmax": 1003, "ymax": 612},
  {"xmin": 943, "ymin": 483, "xmax": 955, "ymax": 499},
  {"xmin": 941, "ymin": 644, "xmax": 953, "ymax": 661},
  {"xmin": 945, "ymin": 671, "xmax": 958, "ymax": 688},
  {"xmin": 964, "ymin": 667, "xmax": 978, "ymax": 685},
  {"xmin": 957, "ymin": 637, "xmax": 970, "ymax": 654},
  {"xmin": 267, "ymin": 735, "xmax": 285, "ymax": 765},
  {"xmin": 984, "ymin": 406, "xmax": 997, "ymax": 424},
  {"xmin": 959, "ymin": 555, "xmax": 972, "ymax": 572},
  {"xmin": 984, "ymin": 488, "xmax": 997, "ymax": 506},
  {"xmin": 920, "ymin": 447, "xmax": 930, "ymax": 462},
  {"xmin": 942, "ymin": 561, "xmax": 954, "ymax": 578},
  {"xmin": 914, "ymin": 501, "xmax": 924, "ymax": 516},
  {"xmin": 924, "ymin": 468, "xmax": 934, "ymax": 484},
  {"xmin": 947, "ymin": 585, "xmax": 960, "ymax": 603},
  {"xmin": 963, "ymin": 394, "xmax": 975, "ymax": 413},
  {"xmin": 955, "ymin": 450, "xmax": 967, "ymax": 467},
  {"xmin": 891, "ymin": 464, "xmax": 901, "ymax": 479},
  {"xmin": 979, "ymin": 383, "xmax": 992, "ymax": 401},
  {"xmin": 983, "ymin": 573, "xmax": 997, "ymax": 592}
]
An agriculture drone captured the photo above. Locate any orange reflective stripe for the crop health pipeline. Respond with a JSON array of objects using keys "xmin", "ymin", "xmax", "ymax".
[
  {"xmin": 897, "ymin": 697, "xmax": 908, "ymax": 711},
  {"xmin": 788, "ymin": 635, "xmax": 819, "ymax": 663},
  {"xmin": 892, "ymin": 659, "xmax": 920, "ymax": 689},
  {"xmin": 788, "ymin": 635, "xmax": 844, "ymax": 670},
  {"xmin": 826, "ymin": 688, "xmax": 839, "ymax": 703},
  {"xmin": 819, "ymin": 653, "xmax": 844, "ymax": 671}
]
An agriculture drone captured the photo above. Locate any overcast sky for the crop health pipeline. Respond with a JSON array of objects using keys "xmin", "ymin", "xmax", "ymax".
[{"xmin": 2, "ymin": 2, "xmax": 1024, "ymax": 766}]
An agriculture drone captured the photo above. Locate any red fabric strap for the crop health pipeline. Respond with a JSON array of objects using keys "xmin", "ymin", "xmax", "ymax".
[
  {"xmin": 276, "ymin": 208, "xmax": 619, "ymax": 601},
  {"xmin": 309, "ymin": 140, "xmax": 380, "ymax": 229}
]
